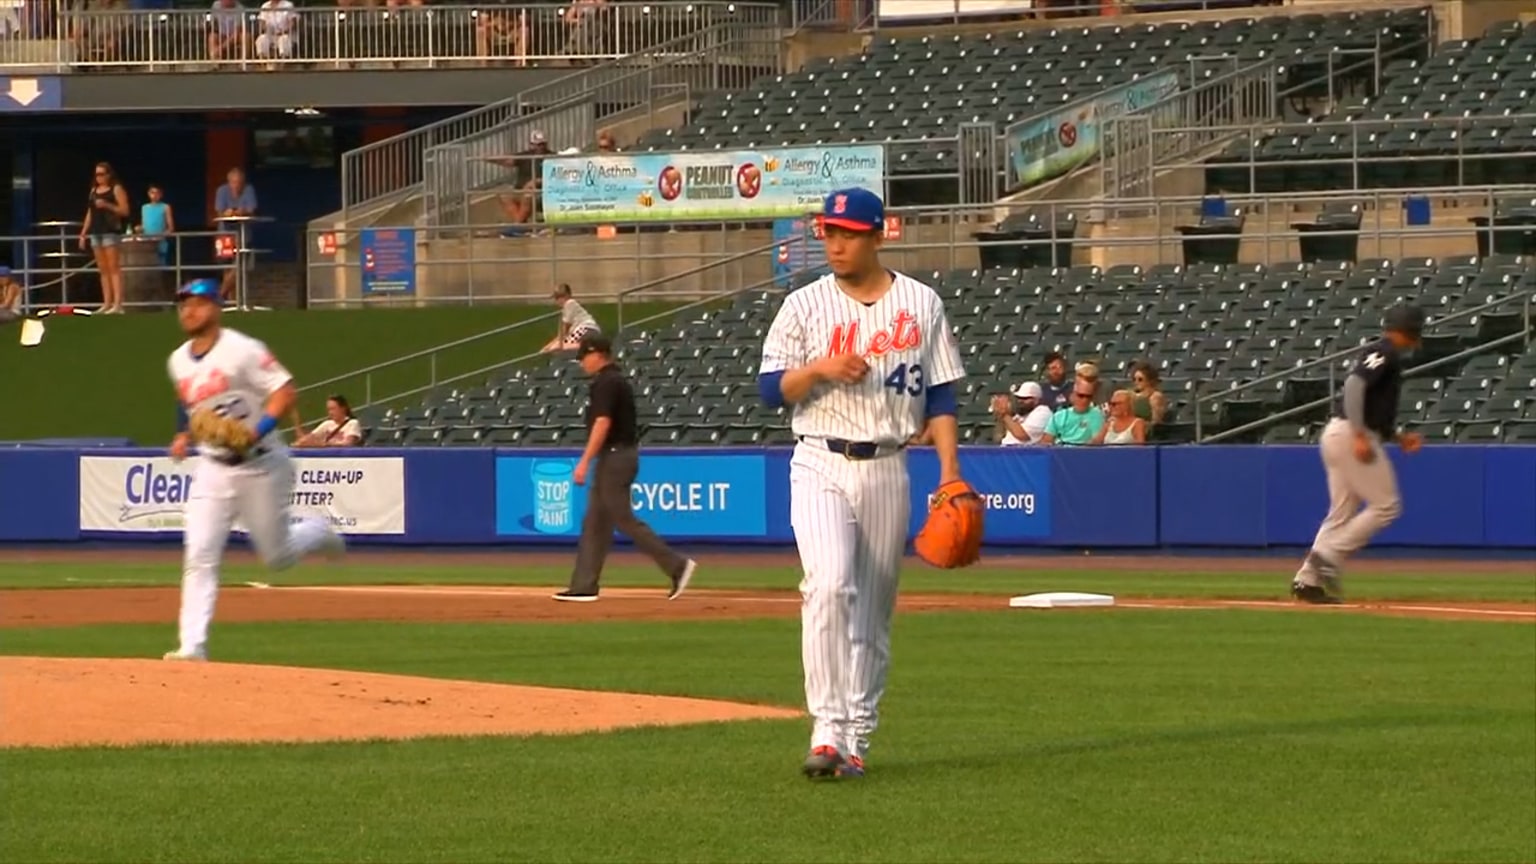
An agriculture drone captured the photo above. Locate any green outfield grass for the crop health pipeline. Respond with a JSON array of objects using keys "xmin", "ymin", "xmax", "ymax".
[
  {"xmin": 2, "ymin": 608, "xmax": 1534, "ymax": 863},
  {"xmin": 0, "ymin": 302, "xmax": 677, "ymax": 444},
  {"xmin": 3, "ymin": 557, "xmax": 1534, "ymax": 603}
]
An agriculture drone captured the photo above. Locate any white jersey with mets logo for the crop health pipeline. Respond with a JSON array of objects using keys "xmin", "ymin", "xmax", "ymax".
[
  {"xmin": 165, "ymin": 327, "xmax": 340, "ymax": 659},
  {"xmin": 759, "ymin": 271, "xmax": 966, "ymax": 764},
  {"xmin": 760, "ymin": 272, "xmax": 967, "ymax": 445}
]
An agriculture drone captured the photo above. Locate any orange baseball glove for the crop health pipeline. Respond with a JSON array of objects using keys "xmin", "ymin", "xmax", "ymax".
[{"xmin": 914, "ymin": 479, "xmax": 985, "ymax": 569}]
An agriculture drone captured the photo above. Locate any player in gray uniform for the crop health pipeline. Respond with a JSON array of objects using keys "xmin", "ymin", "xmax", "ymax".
[{"xmin": 1292, "ymin": 303, "xmax": 1425, "ymax": 605}]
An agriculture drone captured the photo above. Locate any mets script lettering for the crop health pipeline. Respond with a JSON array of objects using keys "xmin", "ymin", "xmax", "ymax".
[
  {"xmin": 177, "ymin": 370, "xmax": 231, "ymax": 405},
  {"xmin": 827, "ymin": 311, "xmax": 922, "ymax": 357}
]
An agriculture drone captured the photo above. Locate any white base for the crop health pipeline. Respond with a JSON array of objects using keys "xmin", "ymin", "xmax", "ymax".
[{"xmin": 1009, "ymin": 592, "xmax": 1116, "ymax": 609}]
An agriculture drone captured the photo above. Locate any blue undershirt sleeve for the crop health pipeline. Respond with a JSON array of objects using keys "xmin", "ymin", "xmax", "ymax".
[
  {"xmin": 176, "ymin": 404, "xmax": 189, "ymax": 433},
  {"xmin": 924, "ymin": 381, "xmax": 957, "ymax": 419},
  {"xmin": 758, "ymin": 370, "xmax": 787, "ymax": 408}
]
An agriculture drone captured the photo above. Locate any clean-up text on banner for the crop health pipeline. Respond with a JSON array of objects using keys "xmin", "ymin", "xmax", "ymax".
[{"xmin": 77, "ymin": 456, "xmax": 406, "ymax": 535}]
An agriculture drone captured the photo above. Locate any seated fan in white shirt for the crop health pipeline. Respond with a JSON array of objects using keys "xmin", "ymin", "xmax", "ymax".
[{"xmin": 296, "ymin": 394, "xmax": 363, "ymax": 448}]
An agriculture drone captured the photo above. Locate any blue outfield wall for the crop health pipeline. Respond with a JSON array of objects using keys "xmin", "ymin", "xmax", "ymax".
[{"xmin": 0, "ymin": 445, "xmax": 1532, "ymax": 549}]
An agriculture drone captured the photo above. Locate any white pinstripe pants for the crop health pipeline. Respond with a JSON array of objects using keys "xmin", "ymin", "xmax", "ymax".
[{"xmin": 790, "ymin": 442, "xmax": 911, "ymax": 760}]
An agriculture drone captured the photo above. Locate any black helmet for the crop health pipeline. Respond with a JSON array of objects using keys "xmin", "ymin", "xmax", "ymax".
[{"xmin": 1383, "ymin": 303, "xmax": 1426, "ymax": 338}]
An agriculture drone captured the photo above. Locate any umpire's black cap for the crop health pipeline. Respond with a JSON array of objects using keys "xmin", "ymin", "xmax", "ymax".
[
  {"xmin": 576, "ymin": 332, "xmax": 613, "ymax": 358},
  {"xmin": 1383, "ymin": 302, "xmax": 1427, "ymax": 338}
]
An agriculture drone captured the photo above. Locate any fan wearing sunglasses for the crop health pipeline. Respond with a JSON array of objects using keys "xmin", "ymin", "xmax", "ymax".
[
  {"xmin": 1091, "ymin": 390, "xmax": 1147, "ymax": 445},
  {"xmin": 1039, "ymin": 382, "xmax": 1106, "ymax": 446}
]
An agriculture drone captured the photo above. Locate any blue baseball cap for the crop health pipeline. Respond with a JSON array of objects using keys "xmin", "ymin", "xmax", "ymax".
[
  {"xmin": 176, "ymin": 278, "xmax": 223, "ymax": 303},
  {"xmin": 819, "ymin": 187, "xmax": 884, "ymax": 233}
]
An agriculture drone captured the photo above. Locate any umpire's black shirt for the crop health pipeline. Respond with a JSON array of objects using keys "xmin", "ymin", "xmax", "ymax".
[
  {"xmin": 1332, "ymin": 337, "xmax": 1403, "ymax": 439},
  {"xmin": 586, "ymin": 363, "xmax": 638, "ymax": 447}
]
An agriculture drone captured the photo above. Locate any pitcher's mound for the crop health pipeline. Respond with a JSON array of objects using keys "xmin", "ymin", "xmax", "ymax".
[{"xmin": 0, "ymin": 657, "xmax": 800, "ymax": 749}]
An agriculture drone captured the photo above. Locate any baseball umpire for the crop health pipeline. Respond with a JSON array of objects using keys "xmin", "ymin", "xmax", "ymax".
[
  {"xmin": 1292, "ymin": 302, "xmax": 1425, "ymax": 605},
  {"xmin": 554, "ymin": 333, "xmax": 697, "ymax": 603}
]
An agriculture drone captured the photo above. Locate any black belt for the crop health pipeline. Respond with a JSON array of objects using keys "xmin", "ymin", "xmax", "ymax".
[
  {"xmin": 210, "ymin": 445, "xmax": 269, "ymax": 466},
  {"xmin": 802, "ymin": 436, "xmax": 904, "ymax": 461}
]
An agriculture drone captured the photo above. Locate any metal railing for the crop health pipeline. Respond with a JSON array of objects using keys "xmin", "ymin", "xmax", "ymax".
[
  {"xmin": 297, "ymin": 233, "xmax": 802, "ymax": 410},
  {"xmin": 425, "ymin": 24, "xmax": 780, "ymax": 226},
  {"xmin": 336, "ymin": 14, "xmax": 780, "ymax": 220},
  {"xmin": 2, "ymin": 226, "xmax": 269, "ymax": 315},
  {"xmin": 302, "ymin": 184, "xmax": 1536, "ymax": 306},
  {"xmin": 1148, "ymin": 114, "xmax": 1536, "ymax": 193},
  {"xmin": 1196, "ymin": 290, "xmax": 1536, "ymax": 443},
  {"xmin": 0, "ymin": 0, "xmax": 777, "ymax": 73}
]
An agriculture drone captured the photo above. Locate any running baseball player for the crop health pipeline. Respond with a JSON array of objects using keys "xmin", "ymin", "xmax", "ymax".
[
  {"xmin": 758, "ymin": 188, "xmax": 968, "ymax": 780},
  {"xmin": 163, "ymin": 278, "xmax": 345, "ymax": 661},
  {"xmin": 1292, "ymin": 302, "xmax": 1425, "ymax": 605}
]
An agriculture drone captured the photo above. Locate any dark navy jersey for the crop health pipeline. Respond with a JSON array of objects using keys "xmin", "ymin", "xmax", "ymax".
[{"xmin": 1332, "ymin": 337, "xmax": 1403, "ymax": 439}]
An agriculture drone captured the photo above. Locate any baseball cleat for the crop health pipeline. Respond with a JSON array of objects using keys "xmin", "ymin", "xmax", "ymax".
[
  {"xmin": 1309, "ymin": 553, "xmax": 1344, "ymax": 599},
  {"xmin": 162, "ymin": 649, "xmax": 208, "ymax": 662},
  {"xmin": 1290, "ymin": 581, "xmax": 1342, "ymax": 605},
  {"xmin": 835, "ymin": 755, "xmax": 866, "ymax": 778},
  {"xmin": 552, "ymin": 590, "xmax": 599, "ymax": 603},
  {"xmin": 802, "ymin": 745, "xmax": 845, "ymax": 779},
  {"xmin": 321, "ymin": 530, "xmax": 347, "ymax": 560},
  {"xmin": 668, "ymin": 559, "xmax": 697, "ymax": 600}
]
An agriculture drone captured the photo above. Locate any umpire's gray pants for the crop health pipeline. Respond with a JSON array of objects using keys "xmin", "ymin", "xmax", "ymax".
[
  {"xmin": 567, "ymin": 446, "xmax": 686, "ymax": 594},
  {"xmin": 1303, "ymin": 418, "xmax": 1403, "ymax": 576}
]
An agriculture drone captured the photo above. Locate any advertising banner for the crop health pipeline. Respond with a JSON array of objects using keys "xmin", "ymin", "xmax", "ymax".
[
  {"xmin": 494, "ymin": 453, "xmax": 769, "ymax": 538},
  {"xmin": 1006, "ymin": 72, "xmax": 1180, "ymax": 188},
  {"xmin": 771, "ymin": 217, "xmax": 828, "ymax": 289},
  {"xmin": 909, "ymin": 448, "xmax": 1053, "ymax": 539},
  {"xmin": 78, "ymin": 456, "xmax": 406, "ymax": 535},
  {"xmin": 540, "ymin": 145, "xmax": 885, "ymax": 224}
]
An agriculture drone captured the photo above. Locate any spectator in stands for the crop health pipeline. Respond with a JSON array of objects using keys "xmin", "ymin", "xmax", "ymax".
[
  {"xmin": 140, "ymin": 184, "xmax": 175, "ymax": 269},
  {"xmin": 562, "ymin": 0, "xmax": 606, "ymax": 61},
  {"xmin": 79, "ymin": 161, "xmax": 130, "ymax": 315},
  {"xmin": 541, "ymin": 283, "xmax": 601, "ymax": 352},
  {"xmin": 71, "ymin": 0, "xmax": 128, "ymax": 63},
  {"xmin": 495, "ymin": 130, "xmax": 551, "ymax": 233},
  {"xmin": 1128, "ymin": 359, "xmax": 1168, "ymax": 426},
  {"xmin": 0, "ymin": 267, "xmax": 21, "ymax": 314},
  {"xmin": 1076, "ymin": 360, "xmax": 1105, "ymax": 406},
  {"xmin": 596, "ymin": 130, "xmax": 619, "ymax": 153},
  {"xmin": 207, "ymin": 0, "xmax": 247, "ymax": 62},
  {"xmin": 296, "ymin": 395, "xmax": 364, "ymax": 447},
  {"xmin": 1092, "ymin": 390, "xmax": 1148, "ymax": 446},
  {"xmin": 1039, "ymin": 379, "xmax": 1105, "ymax": 446},
  {"xmin": 1040, "ymin": 350, "xmax": 1070, "ymax": 409},
  {"xmin": 255, "ymin": 0, "xmax": 296, "ymax": 64},
  {"xmin": 213, "ymin": 167, "xmax": 257, "ymax": 301},
  {"xmin": 476, "ymin": 6, "xmax": 525, "ymax": 64},
  {"xmin": 991, "ymin": 381, "xmax": 1054, "ymax": 446}
]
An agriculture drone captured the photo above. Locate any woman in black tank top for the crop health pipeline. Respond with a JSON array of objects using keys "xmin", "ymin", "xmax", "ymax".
[{"xmin": 78, "ymin": 161, "xmax": 130, "ymax": 314}]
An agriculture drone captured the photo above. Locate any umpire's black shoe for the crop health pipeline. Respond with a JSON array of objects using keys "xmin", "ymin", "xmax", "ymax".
[
  {"xmin": 1291, "ymin": 582, "xmax": 1343, "ymax": 605},
  {"xmin": 552, "ymin": 590, "xmax": 599, "ymax": 603}
]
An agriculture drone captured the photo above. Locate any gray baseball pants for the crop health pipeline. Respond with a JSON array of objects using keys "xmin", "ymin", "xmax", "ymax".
[{"xmin": 1297, "ymin": 418, "xmax": 1403, "ymax": 583}]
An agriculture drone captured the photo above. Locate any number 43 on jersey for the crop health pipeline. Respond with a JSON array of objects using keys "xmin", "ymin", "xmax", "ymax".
[{"xmin": 884, "ymin": 362, "xmax": 925, "ymax": 396}]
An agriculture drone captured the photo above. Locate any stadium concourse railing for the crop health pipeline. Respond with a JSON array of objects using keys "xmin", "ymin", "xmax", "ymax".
[
  {"xmin": 1194, "ymin": 289, "xmax": 1536, "ymax": 443},
  {"xmin": 790, "ymin": 0, "xmax": 1412, "ymax": 32},
  {"xmin": 1138, "ymin": 114, "xmax": 1536, "ymax": 193},
  {"xmin": 302, "ymin": 183, "xmax": 1536, "ymax": 306},
  {"xmin": 422, "ymin": 24, "xmax": 782, "ymax": 226},
  {"xmin": 331, "ymin": 6, "xmax": 781, "ymax": 221},
  {"xmin": 0, "ymin": 0, "xmax": 776, "ymax": 73},
  {"xmin": 296, "ymin": 235, "xmax": 810, "ymax": 413}
]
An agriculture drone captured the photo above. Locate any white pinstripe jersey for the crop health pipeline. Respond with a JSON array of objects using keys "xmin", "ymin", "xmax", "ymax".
[{"xmin": 760, "ymin": 272, "xmax": 966, "ymax": 445}]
